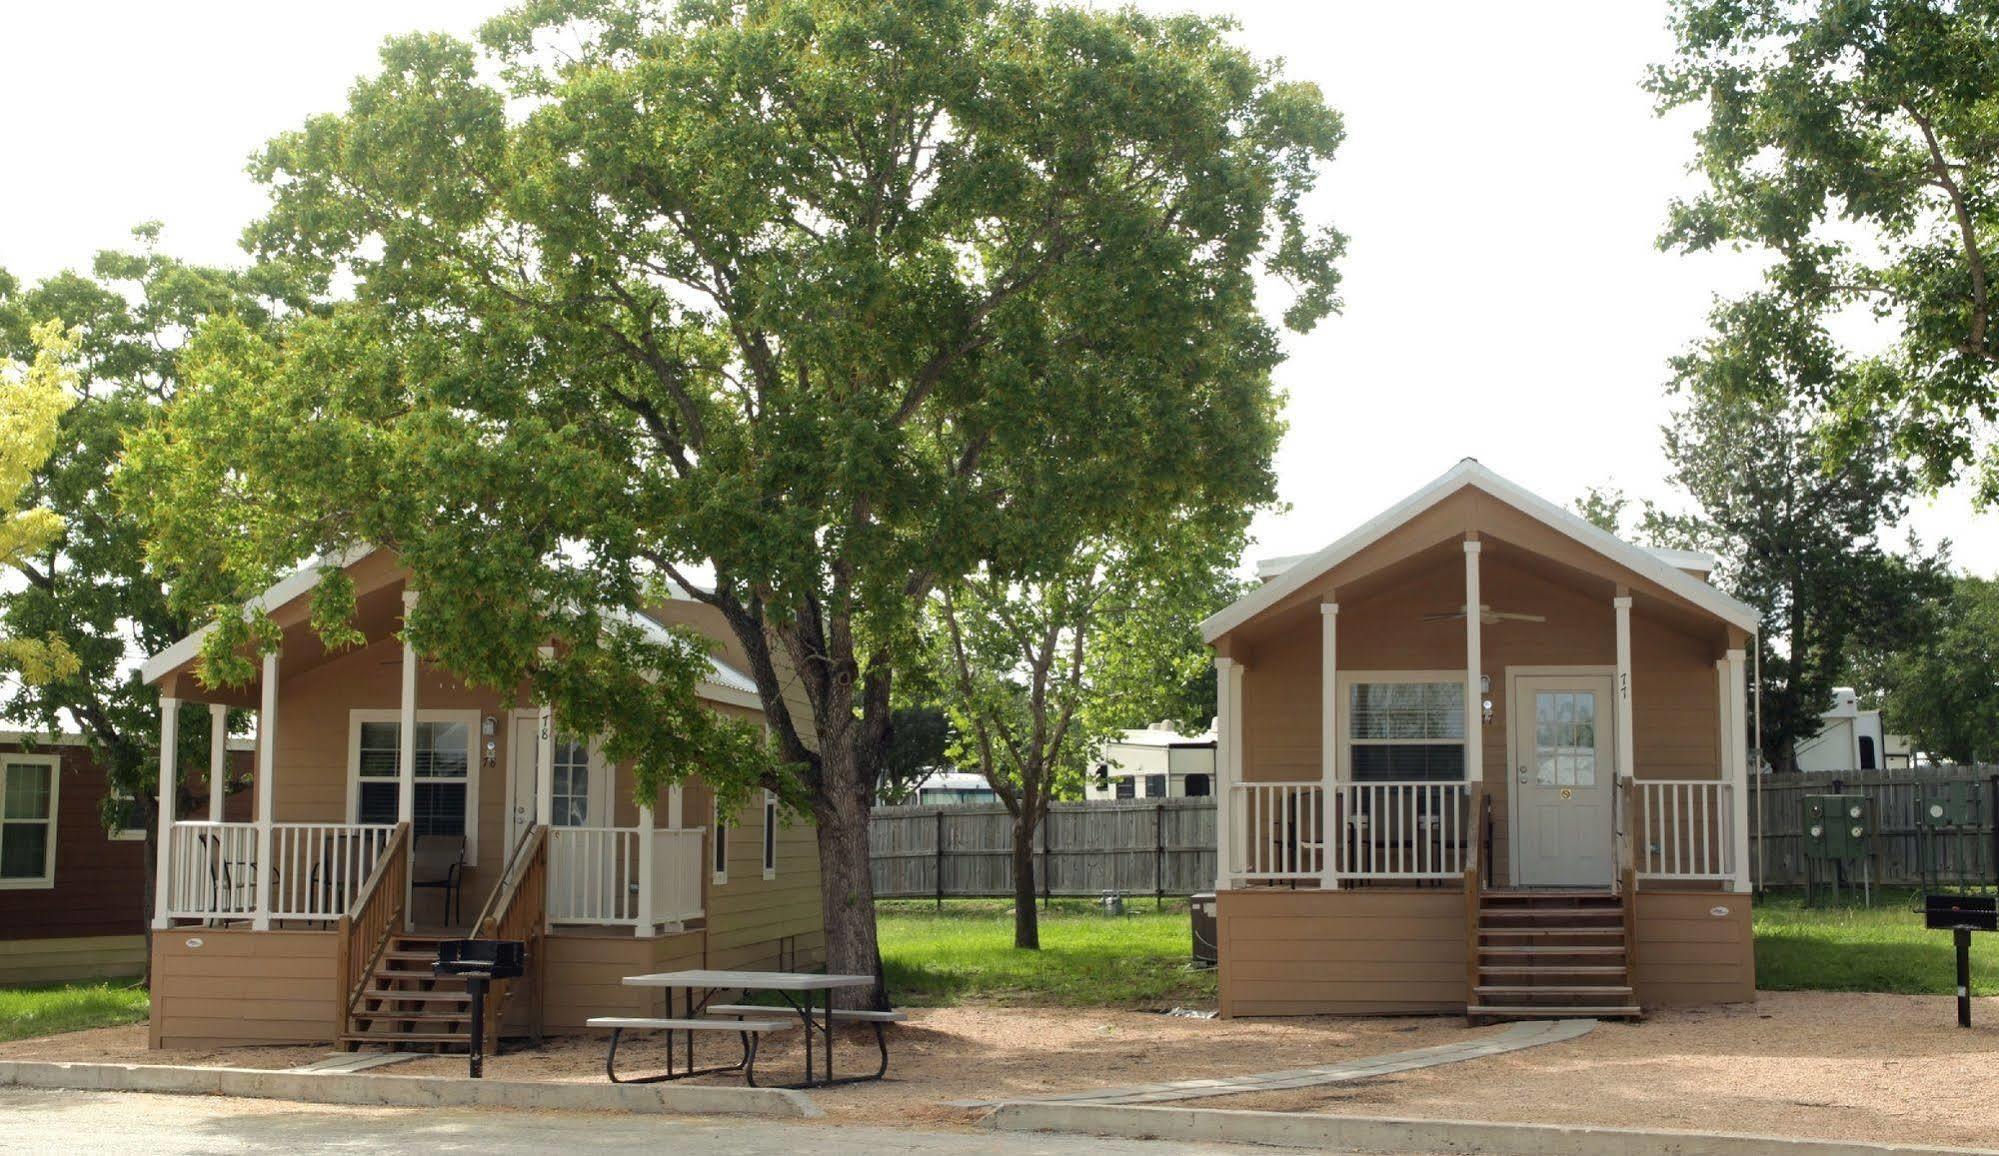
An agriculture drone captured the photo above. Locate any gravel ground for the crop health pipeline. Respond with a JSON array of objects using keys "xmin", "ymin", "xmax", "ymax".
[
  {"xmin": 1207, "ymin": 992, "xmax": 1999, "ymax": 1151},
  {"xmin": 5, "ymin": 994, "xmax": 1996, "ymax": 1148}
]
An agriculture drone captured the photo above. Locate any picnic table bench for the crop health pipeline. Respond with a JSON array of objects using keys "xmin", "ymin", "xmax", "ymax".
[{"xmin": 603, "ymin": 969, "xmax": 900, "ymax": 1088}]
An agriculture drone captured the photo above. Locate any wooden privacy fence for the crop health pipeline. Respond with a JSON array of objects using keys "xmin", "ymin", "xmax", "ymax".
[
  {"xmin": 870, "ymin": 800, "xmax": 1217, "ymax": 901},
  {"xmin": 1751, "ymin": 766, "xmax": 1999, "ymax": 887}
]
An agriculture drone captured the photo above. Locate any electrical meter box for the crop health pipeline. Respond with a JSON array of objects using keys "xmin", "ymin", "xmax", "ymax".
[
  {"xmin": 1915, "ymin": 780, "xmax": 1984, "ymax": 829},
  {"xmin": 1803, "ymin": 794, "xmax": 1873, "ymax": 860}
]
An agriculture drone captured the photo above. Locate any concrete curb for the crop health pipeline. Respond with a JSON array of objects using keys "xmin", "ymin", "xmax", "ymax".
[
  {"xmin": 0, "ymin": 1060, "xmax": 821, "ymax": 1119},
  {"xmin": 987, "ymin": 1102, "xmax": 1998, "ymax": 1156}
]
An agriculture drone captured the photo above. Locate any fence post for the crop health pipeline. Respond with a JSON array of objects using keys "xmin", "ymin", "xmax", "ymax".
[
  {"xmin": 1156, "ymin": 802, "xmax": 1166, "ymax": 910},
  {"xmin": 1041, "ymin": 811, "xmax": 1051, "ymax": 910},
  {"xmin": 934, "ymin": 809, "xmax": 945, "ymax": 911},
  {"xmin": 1990, "ymin": 773, "xmax": 1998, "ymax": 888}
]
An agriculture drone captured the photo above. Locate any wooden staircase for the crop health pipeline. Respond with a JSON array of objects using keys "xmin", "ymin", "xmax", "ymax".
[
  {"xmin": 340, "ymin": 933, "xmax": 476, "ymax": 1051},
  {"xmin": 1467, "ymin": 891, "xmax": 1642, "ymax": 1022}
]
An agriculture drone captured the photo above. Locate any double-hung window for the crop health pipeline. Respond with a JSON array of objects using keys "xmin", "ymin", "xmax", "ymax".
[
  {"xmin": 1345, "ymin": 677, "xmax": 1467, "ymax": 782},
  {"xmin": 0, "ymin": 755, "xmax": 58, "ymax": 889},
  {"xmin": 352, "ymin": 713, "xmax": 477, "ymax": 861}
]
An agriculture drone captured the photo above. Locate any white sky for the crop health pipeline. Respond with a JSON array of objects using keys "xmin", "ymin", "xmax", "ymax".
[{"xmin": 2, "ymin": 0, "xmax": 1991, "ymax": 573}]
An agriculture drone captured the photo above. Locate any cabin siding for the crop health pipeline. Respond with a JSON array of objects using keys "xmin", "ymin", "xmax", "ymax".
[
  {"xmin": 149, "ymin": 928, "xmax": 340, "ymax": 1049},
  {"xmin": 1217, "ymin": 888, "xmax": 1467, "ymax": 1017},
  {"xmin": 1632, "ymin": 889, "xmax": 1756, "ymax": 1008}
]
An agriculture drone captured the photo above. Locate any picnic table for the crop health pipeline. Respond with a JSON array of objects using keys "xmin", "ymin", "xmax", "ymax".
[{"xmin": 612, "ymin": 969, "xmax": 888, "ymax": 1088}]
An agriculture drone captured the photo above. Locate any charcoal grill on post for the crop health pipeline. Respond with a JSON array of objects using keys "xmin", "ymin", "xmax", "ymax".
[
  {"xmin": 433, "ymin": 939, "xmax": 525, "ymax": 1077},
  {"xmin": 1922, "ymin": 894, "xmax": 1997, "ymax": 1028}
]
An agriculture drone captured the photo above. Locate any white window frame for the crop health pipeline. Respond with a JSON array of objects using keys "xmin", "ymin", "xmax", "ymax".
[
  {"xmin": 548, "ymin": 733, "xmax": 607, "ymax": 828},
  {"xmin": 0, "ymin": 752, "xmax": 60, "ymax": 890},
  {"xmin": 761, "ymin": 790, "xmax": 778, "ymax": 879},
  {"xmin": 712, "ymin": 795, "xmax": 730, "ymax": 885},
  {"xmin": 1335, "ymin": 670, "xmax": 1472, "ymax": 783},
  {"xmin": 346, "ymin": 708, "xmax": 482, "ymax": 866}
]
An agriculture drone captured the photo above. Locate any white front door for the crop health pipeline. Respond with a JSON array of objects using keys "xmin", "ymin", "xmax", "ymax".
[
  {"xmin": 508, "ymin": 713, "xmax": 540, "ymax": 854},
  {"xmin": 1511, "ymin": 674, "xmax": 1616, "ymax": 887}
]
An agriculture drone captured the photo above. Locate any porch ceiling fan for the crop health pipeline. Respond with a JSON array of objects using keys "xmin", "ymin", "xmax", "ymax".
[{"xmin": 1420, "ymin": 603, "xmax": 1546, "ymax": 625}]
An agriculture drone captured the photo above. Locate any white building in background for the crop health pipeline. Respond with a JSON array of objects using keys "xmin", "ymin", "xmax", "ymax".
[
  {"xmin": 883, "ymin": 768, "xmax": 999, "ymax": 806},
  {"xmin": 1794, "ymin": 687, "xmax": 1912, "ymax": 772},
  {"xmin": 1085, "ymin": 722, "xmax": 1217, "ymax": 801}
]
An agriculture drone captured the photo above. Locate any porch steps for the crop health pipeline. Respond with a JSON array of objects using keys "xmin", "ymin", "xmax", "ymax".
[
  {"xmin": 340, "ymin": 933, "xmax": 478, "ymax": 1053},
  {"xmin": 1468, "ymin": 891, "xmax": 1640, "ymax": 1024}
]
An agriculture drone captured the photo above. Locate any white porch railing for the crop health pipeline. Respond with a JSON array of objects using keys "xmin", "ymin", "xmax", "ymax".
[
  {"xmin": 1335, "ymin": 781, "xmax": 1475, "ymax": 879},
  {"xmin": 165, "ymin": 821, "xmax": 259, "ymax": 921},
  {"xmin": 1635, "ymin": 779, "xmax": 1736, "ymax": 880},
  {"xmin": 548, "ymin": 825, "xmax": 706, "ymax": 929},
  {"xmin": 1229, "ymin": 783, "xmax": 1325, "ymax": 880},
  {"xmin": 165, "ymin": 820, "xmax": 397, "ymax": 922},
  {"xmin": 270, "ymin": 822, "xmax": 397, "ymax": 920}
]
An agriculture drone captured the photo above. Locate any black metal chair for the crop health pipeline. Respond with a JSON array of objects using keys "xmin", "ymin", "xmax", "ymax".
[{"xmin": 411, "ymin": 834, "xmax": 467, "ymax": 927}]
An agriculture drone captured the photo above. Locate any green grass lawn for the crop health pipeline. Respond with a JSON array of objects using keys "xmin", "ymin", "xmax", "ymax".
[
  {"xmin": 879, "ymin": 898, "xmax": 1215, "ymax": 1008},
  {"xmin": 0, "ymin": 981, "xmax": 150, "ymax": 1043},
  {"xmin": 1754, "ymin": 889, "xmax": 1999, "ymax": 996}
]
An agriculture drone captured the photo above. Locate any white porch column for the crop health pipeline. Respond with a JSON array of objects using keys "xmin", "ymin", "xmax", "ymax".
[
  {"xmin": 636, "ymin": 798, "xmax": 657, "ymax": 937},
  {"xmin": 1319, "ymin": 603, "xmax": 1339, "ymax": 889},
  {"xmin": 252, "ymin": 651, "xmax": 278, "ymax": 931},
  {"xmin": 1725, "ymin": 647, "xmax": 1751, "ymax": 893},
  {"xmin": 667, "ymin": 784, "xmax": 684, "ymax": 830},
  {"xmin": 1614, "ymin": 595, "xmax": 1637, "ymax": 886},
  {"xmin": 1214, "ymin": 657, "xmax": 1240, "ymax": 892},
  {"xmin": 1462, "ymin": 538, "xmax": 1483, "ymax": 787},
  {"xmin": 535, "ymin": 645, "xmax": 556, "ymax": 828},
  {"xmin": 151, "ymin": 696, "xmax": 181, "ymax": 930},
  {"xmin": 207, "ymin": 702, "xmax": 228, "ymax": 820},
  {"xmin": 397, "ymin": 591, "xmax": 418, "ymax": 827}
]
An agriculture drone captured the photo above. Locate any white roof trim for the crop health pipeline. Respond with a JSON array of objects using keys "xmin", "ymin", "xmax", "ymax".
[
  {"xmin": 144, "ymin": 549, "xmax": 768, "ymax": 711},
  {"xmin": 139, "ymin": 545, "xmax": 376, "ymax": 686},
  {"xmin": 1202, "ymin": 460, "xmax": 1761, "ymax": 642},
  {"xmin": 1647, "ymin": 547, "xmax": 1716, "ymax": 573}
]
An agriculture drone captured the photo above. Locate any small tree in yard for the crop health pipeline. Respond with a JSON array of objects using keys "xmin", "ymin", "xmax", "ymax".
[
  {"xmin": 935, "ymin": 515, "xmax": 1243, "ymax": 949},
  {"xmin": 121, "ymin": 0, "xmax": 1343, "ymax": 1001}
]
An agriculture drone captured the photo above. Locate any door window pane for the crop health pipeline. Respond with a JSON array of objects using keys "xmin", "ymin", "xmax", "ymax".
[
  {"xmin": 552, "ymin": 737, "xmax": 590, "ymax": 827},
  {"xmin": 1533, "ymin": 691, "xmax": 1598, "ymax": 788}
]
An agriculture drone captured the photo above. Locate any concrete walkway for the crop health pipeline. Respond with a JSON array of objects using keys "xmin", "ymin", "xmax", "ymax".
[{"xmin": 950, "ymin": 1017, "xmax": 1596, "ymax": 1108}]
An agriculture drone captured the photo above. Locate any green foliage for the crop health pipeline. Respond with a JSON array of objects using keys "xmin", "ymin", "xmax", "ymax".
[
  {"xmin": 119, "ymin": 0, "xmax": 1340, "ymax": 974},
  {"xmin": 0, "ymin": 230, "xmax": 286, "ymax": 823},
  {"xmin": 0, "ymin": 322, "xmax": 80, "ymax": 684},
  {"xmin": 1852, "ymin": 575, "xmax": 1999, "ymax": 763},
  {"xmin": 1572, "ymin": 484, "xmax": 1630, "ymax": 536},
  {"xmin": 1754, "ymin": 890, "xmax": 1999, "ymax": 996},
  {"xmin": 878, "ymin": 898, "xmax": 1212, "ymax": 1007},
  {"xmin": 0, "ymin": 981, "xmax": 150, "ymax": 1042},
  {"xmin": 1645, "ymin": 312, "xmax": 1949, "ymax": 770},
  {"xmin": 879, "ymin": 704, "xmax": 954, "ymax": 804},
  {"xmin": 1652, "ymin": 0, "xmax": 1999, "ymax": 503}
]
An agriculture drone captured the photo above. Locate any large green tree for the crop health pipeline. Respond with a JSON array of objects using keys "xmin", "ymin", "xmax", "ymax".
[
  {"xmin": 124, "ymin": 0, "xmax": 1341, "ymax": 997},
  {"xmin": 1851, "ymin": 574, "xmax": 1999, "ymax": 763},
  {"xmin": 0, "ymin": 232, "xmax": 299, "ymax": 960},
  {"xmin": 934, "ymin": 512, "xmax": 1241, "ymax": 949},
  {"xmin": 1652, "ymin": 0, "xmax": 1999, "ymax": 502},
  {"xmin": 1644, "ymin": 302, "xmax": 1949, "ymax": 770},
  {"xmin": 0, "ymin": 320, "xmax": 79, "ymax": 684}
]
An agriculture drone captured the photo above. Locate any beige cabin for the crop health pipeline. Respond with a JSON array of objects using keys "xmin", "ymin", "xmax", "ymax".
[
  {"xmin": 1206, "ymin": 461, "xmax": 1757, "ymax": 1021},
  {"xmin": 140, "ymin": 548, "xmax": 822, "ymax": 1050}
]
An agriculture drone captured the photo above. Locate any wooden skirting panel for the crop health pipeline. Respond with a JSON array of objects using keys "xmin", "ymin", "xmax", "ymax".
[
  {"xmin": 1631, "ymin": 888, "xmax": 1755, "ymax": 1008},
  {"xmin": 0, "ymin": 934, "xmax": 147, "ymax": 985},
  {"xmin": 1218, "ymin": 888, "xmax": 1467, "ymax": 1018},
  {"xmin": 539, "ymin": 929, "xmax": 705, "ymax": 1034},
  {"xmin": 149, "ymin": 928, "xmax": 340, "ymax": 1050}
]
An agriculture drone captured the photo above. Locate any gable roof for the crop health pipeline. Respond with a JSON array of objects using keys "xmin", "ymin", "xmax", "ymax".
[
  {"xmin": 1202, "ymin": 459, "xmax": 1761, "ymax": 643},
  {"xmin": 141, "ymin": 547, "xmax": 763, "ymax": 710}
]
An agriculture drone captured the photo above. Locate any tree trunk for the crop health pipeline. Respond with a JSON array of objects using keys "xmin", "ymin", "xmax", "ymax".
[
  {"xmin": 1011, "ymin": 813, "xmax": 1040, "ymax": 950},
  {"xmin": 812, "ymin": 740, "xmax": 887, "ymax": 1009}
]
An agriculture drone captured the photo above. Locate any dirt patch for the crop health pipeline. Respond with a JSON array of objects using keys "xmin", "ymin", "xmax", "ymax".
[
  {"xmin": 1209, "ymin": 992, "xmax": 1999, "ymax": 1150},
  {"xmin": 0, "ymin": 1026, "xmax": 325, "ymax": 1071},
  {"xmin": 5, "ymin": 993, "xmax": 1995, "ymax": 1147}
]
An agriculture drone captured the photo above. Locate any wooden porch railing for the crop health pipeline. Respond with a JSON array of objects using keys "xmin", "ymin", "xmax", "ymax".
[
  {"xmin": 1463, "ymin": 784, "xmax": 1487, "ymax": 1006},
  {"xmin": 335, "ymin": 821, "xmax": 409, "ymax": 1035},
  {"xmin": 472, "ymin": 824, "xmax": 548, "ymax": 1047}
]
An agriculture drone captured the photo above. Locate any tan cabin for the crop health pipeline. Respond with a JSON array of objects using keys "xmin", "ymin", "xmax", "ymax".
[
  {"xmin": 1206, "ymin": 461, "xmax": 1757, "ymax": 1021},
  {"xmin": 140, "ymin": 548, "xmax": 822, "ymax": 1050}
]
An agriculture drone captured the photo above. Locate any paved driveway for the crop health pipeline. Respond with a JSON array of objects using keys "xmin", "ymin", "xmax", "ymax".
[{"xmin": 0, "ymin": 1088, "xmax": 1344, "ymax": 1155}]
